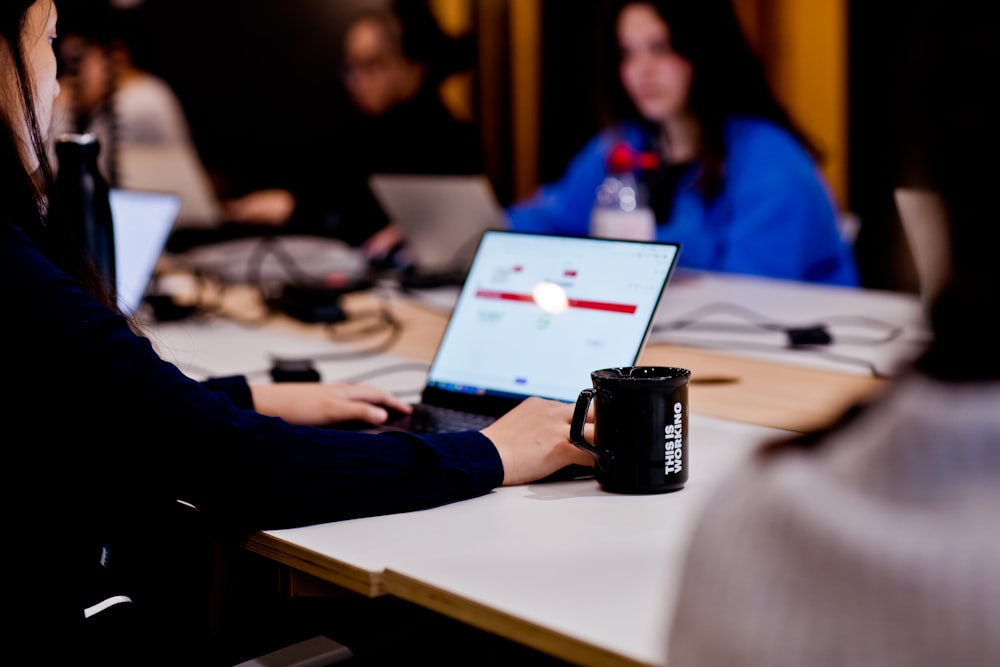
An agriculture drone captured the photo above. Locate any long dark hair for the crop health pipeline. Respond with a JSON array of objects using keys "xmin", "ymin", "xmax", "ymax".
[
  {"xmin": 1, "ymin": 0, "xmax": 117, "ymax": 309},
  {"xmin": 607, "ymin": 0, "xmax": 820, "ymax": 205},
  {"xmin": 49, "ymin": 0, "xmax": 145, "ymax": 188},
  {"xmin": 1, "ymin": 0, "xmax": 54, "ymax": 231}
]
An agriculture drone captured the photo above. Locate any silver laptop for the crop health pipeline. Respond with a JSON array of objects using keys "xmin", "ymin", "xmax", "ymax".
[
  {"xmin": 368, "ymin": 174, "xmax": 508, "ymax": 278},
  {"xmin": 383, "ymin": 230, "xmax": 682, "ymax": 434},
  {"xmin": 117, "ymin": 144, "xmax": 224, "ymax": 229},
  {"xmin": 109, "ymin": 188, "xmax": 181, "ymax": 315}
]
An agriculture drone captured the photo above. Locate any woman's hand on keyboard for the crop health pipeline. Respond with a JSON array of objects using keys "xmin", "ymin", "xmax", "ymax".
[
  {"xmin": 250, "ymin": 382, "xmax": 412, "ymax": 427},
  {"xmin": 481, "ymin": 397, "xmax": 594, "ymax": 486}
]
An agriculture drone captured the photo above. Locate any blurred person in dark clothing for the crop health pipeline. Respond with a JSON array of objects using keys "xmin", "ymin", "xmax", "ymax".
[{"xmin": 224, "ymin": 0, "xmax": 483, "ymax": 260}]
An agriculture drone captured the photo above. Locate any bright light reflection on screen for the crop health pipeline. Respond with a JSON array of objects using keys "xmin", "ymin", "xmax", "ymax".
[{"xmin": 532, "ymin": 280, "xmax": 569, "ymax": 314}]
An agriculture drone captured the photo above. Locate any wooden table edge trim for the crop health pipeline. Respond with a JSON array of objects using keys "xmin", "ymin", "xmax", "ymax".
[
  {"xmin": 242, "ymin": 532, "xmax": 383, "ymax": 598},
  {"xmin": 380, "ymin": 568, "xmax": 655, "ymax": 667}
]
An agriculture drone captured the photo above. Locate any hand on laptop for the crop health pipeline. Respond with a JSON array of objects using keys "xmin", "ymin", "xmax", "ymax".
[
  {"xmin": 224, "ymin": 188, "xmax": 296, "ymax": 226},
  {"xmin": 250, "ymin": 382, "xmax": 412, "ymax": 427},
  {"xmin": 481, "ymin": 397, "xmax": 595, "ymax": 485},
  {"xmin": 361, "ymin": 223, "xmax": 406, "ymax": 263}
]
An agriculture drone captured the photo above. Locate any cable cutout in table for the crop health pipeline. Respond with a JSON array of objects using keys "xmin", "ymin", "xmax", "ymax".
[
  {"xmin": 653, "ymin": 301, "xmax": 905, "ymax": 347},
  {"xmin": 652, "ymin": 301, "xmax": 913, "ymax": 378}
]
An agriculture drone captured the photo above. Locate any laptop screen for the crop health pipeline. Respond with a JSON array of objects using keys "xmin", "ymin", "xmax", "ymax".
[
  {"xmin": 424, "ymin": 231, "xmax": 681, "ymax": 403},
  {"xmin": 109, "ymin": 188, "xmax": 181, "ymax": 315}
]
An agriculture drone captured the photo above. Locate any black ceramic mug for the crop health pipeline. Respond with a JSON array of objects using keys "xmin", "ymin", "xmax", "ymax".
[{"xmin": 570, "ymin": 366, "xmax": 690, "ymax": 494}]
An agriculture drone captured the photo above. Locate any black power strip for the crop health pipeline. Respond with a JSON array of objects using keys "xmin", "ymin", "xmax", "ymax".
[{"xmin": 266, "ymin": 279, "xmax": 375, "ymax": 324}]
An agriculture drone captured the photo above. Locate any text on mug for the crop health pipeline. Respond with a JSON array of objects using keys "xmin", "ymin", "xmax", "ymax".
[{"xmin": 664, "ymin": 402, "xmax": 683, "ymax": 475}]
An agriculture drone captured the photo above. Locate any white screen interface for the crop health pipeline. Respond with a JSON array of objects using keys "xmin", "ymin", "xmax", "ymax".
[
  {"xmin": 109, "ymin": 189, "xmax": 181, "ymax": 315},
  {"xmin": 426, "ymin": 232, "xmax": 680, "ymax": 402}
]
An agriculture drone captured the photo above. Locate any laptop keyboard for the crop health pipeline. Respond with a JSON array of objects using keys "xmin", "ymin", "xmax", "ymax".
[{"xmin": 408, "ymin": 404, "xmax": 498, "ymax": 433}]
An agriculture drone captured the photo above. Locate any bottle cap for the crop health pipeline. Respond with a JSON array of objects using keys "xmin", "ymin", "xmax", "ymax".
[
  {"xmin": 607, "ymin": 142, "xmax": 660, "ymax": 172},
  {"xmin": 607, "ymin": 143, "xmax": 633, "ymax": 173}
]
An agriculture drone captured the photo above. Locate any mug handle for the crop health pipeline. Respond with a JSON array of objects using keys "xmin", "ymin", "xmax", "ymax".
[{"xmin": 570, "ymin": 388, "xmax": 611, "ymax": 469}]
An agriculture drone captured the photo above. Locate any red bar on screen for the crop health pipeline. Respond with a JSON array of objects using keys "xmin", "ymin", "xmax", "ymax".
[{"xmin": 474, "ymin": 290, "xmax": 636, "ymax": 314}]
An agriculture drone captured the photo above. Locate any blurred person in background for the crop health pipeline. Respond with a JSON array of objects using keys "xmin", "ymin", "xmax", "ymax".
[
  {"xmin": 506, "ymin": 0, "xmax": 859, "ymax": 287},
  {"xmin": 224, "ymin": 0, "xmax": 483, "ymax": 263},
  {"xmin": 51, "ymin": 0, "xmax": 224, "ymax": 228},
  {"xmin": 665, "ymin": 2, "xmax": 1000, "ymax": 664}
]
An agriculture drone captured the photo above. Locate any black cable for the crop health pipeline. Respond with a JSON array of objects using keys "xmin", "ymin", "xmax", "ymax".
[
  {"xmin": 653, "ymin": 301, "xmax": 909, "ymax": 346},
  {"xmin": 320, "ymin": 308, "xmax": 396, "ymax": 341},
  {"xmin": 229, "ymin": 296, "xmax": 407, "ymax": 382},
  {"xmin": 312, "ymin": 302, "xmax": 403, "ymax": 361},
  {"xmin": 651, "ymin": 301, "xmax": 921, "ymax": 378},
  {"xmin": 144, "ymin": 266, "xmax": 248, "ymax": 324},
  {"xmin": 245, "ymin": 235, "xmax": 321, "ymax": 287},
  {"xmin": 154, "ymin": 247, "xmax": 413, "ymax": 376},
  {"xmin": 244, "ymin": 236, "xmax": 273, "ymax": 287},
  {"xmin": 806, "ymin": 314, "xmax": 904, "ymax": 346},
  {"xmin": 655, "ymin": 302, "xmax": 788, "ymax": 333}
]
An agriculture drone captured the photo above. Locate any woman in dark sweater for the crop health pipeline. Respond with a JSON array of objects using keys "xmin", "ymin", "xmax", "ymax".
[{"xmin": 0, "ymin": 2, "xmax": 589, "ymax": 663}]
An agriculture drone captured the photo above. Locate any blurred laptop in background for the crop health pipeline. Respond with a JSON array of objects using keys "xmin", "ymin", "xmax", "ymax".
[
  {"xmin": 109, "ymin": 188, "xmax": 181, "ymax": 316},
  {"xmin": 368, "ymin": 174, "xmax": 508, "ymax": 286}
]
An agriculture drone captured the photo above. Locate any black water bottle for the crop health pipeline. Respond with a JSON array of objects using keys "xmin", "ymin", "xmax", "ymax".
[{"xmin": 51, "ymin": 132, "xmax": 117, "ymax": 302}]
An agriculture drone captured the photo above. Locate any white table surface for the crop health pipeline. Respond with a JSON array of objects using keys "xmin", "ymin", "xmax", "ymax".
[
  {"xmin": 403, "ymin": 269, "xmax": 930, "ymax": 378},
  {"xmin": 143, "ymin": 277, "xmax": 894, "ymax": 665},
  {"xmin": 251, "ymin": 414, "xmax": 789, "ymax": 667},
  {"xmin": 147, "ymin": 316, "xmax": 430, "ymax": 402}
]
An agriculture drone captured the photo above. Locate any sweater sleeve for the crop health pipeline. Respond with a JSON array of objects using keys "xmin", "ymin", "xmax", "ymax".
[
  {"xmin": 2, "ymin": 219, "xmax": 505, "ymax": 535},
  {"xmin": 505, "ymin": 131, "xmax": 616, "ymax": 236},
  {"xmin": 716, "ymin": 119, "xmax": 860, "ymax": 287},
  {"xmin": 200, "ymin": 375, "xmax": 253, "ymax": 409}
]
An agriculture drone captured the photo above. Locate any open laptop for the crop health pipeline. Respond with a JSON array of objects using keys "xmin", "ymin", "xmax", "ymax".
[
  {"xmin": 382, "ymin": 230, "xmax": 681, "ymax": 434},
  {"xmin": 109, "ymin": 188, "xmax": 182, "ymax": 315},
  {"xmin": 368, "ymin": 174, "xmax": 508, "ymax": 281},
  {"xmin": 117, "ymin": 144, "xmax": 224, "ymax": 229}
]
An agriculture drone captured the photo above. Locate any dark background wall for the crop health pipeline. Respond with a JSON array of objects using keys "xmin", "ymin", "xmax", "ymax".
[
  {"xmin": 537, "ymin": 2, "xmax": 614, "ymax": 185},
  {"xmin": 847, "ymin": 0, "xmax": 917, "ymax": 292},
  {"xmin": 135, "ymin": 0, "xmax": 376, "ymax": 195},
  {"xmin": 58, "ymin": 0, "xmax": 385, "ymax": 196}
]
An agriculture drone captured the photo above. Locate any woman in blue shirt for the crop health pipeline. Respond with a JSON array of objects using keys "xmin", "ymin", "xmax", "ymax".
[
  {"xmin": 507, "ymin": 0, "xmax": 860, "ymax": 287},
  {"xmin": 1, "ymin": 2, "xmax": 590, "ymax": 663}
]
